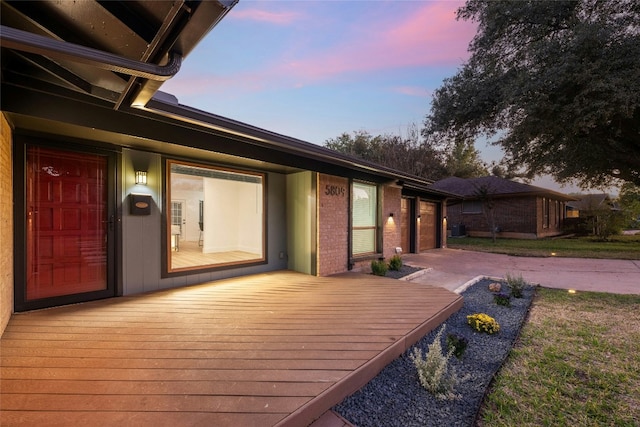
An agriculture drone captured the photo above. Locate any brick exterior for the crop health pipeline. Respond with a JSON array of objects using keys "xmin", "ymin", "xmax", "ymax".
[
  {"xmin": 317, "ymin": 177, "xmax": 405, "ymax": 275},
  {"xmin": 317, "ymin": 174, "xmax": 349, "ymax": 276},
  {"xmin": 382, "ymin": 185, "xmax": 402, "ymax": 259},
  {"xmin": 447, "ymin": 196, "xmax": 565, "ymax": 239},
  {"xmin": 0, "ymin": 113, "xmax": 13, "ymax": 336}
]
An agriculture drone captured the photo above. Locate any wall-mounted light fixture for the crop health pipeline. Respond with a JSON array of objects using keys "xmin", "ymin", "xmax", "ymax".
[
  {"xmin": 389, "ymin": 212, "xmax": 394, "ymax": 218},
  {"xmin": 417, "ymin": 214, "xmax": 421, "ymax": 219},
  {"xmin": 135, "ymin": 170, "xmax": 147, "ymax": 185}
]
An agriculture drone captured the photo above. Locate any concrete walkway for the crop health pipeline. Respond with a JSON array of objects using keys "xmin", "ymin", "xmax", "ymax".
[{"xmin": 402, "ymin": 249, "xmax": 640, "ymax": 295}]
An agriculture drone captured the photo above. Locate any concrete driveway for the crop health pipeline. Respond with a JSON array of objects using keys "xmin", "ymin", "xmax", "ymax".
[{"xmin": 402, "ymin": 249, "xmax": 640, "ymax": 295}]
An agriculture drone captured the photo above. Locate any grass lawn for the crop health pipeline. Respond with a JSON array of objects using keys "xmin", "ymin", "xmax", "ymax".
[
  {"xmin": 478, "ymin": 288, "xmax": 640, "ymax": 426},
  {"xmin": 447, "ymin": 234, "xmax": 640, "ymax": 260}
]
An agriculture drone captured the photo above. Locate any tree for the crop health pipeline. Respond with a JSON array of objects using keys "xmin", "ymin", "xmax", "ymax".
[
  {"xmin": 324, "ymin": 127, "xmax": 448, "ymax": 181},
  {"xmin": 443, "ymin": 138, "xmax": 488, "ymax": 178},
  {"xmin": 618, "ymin": 183, "xmax": 640, "ymax": 228},
  {"xmin": 424, "ymin": 0, "xmax": 640, "ymax": 188},
  {"xmin": 473, "ymin": 183, "xmax": 498, "ymax": 243}
]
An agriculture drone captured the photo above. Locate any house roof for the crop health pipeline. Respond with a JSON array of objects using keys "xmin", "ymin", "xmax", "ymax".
[
  {"xmin": 429, "ymin": 176, "xmax": 576, "ymax": 201},
  {"xmin": 0, "ymin": 0, "xmax": 453, "ymax": 199},
  {"xmin": 566, "ymin": 194, "xmax": 619, "ymax": 211}
]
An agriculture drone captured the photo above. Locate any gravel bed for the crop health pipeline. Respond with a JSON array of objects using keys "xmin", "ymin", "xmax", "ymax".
[
  {"xmin": 384, "ymin": 265, "xmax": 423, "ymax": 279},
  {"xmin": 334, "ymin": 278, "xmax": 536, "ymax": 427}
]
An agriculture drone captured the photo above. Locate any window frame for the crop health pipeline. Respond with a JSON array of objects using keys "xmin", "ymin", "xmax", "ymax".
[
  {"xmin": 462, "ymin": 200, "xmax": 483, "ymax": 214},
  {"xmin": 163, "ymin": 158, "xmax": 267, "ymax": 277},
  {"xmin": 543, "ymin": 197, "xmax": 550, "ymax": 229},
  {"xmin": 351, "ymin": 180, "xmax": 380, "ymax": 257}
]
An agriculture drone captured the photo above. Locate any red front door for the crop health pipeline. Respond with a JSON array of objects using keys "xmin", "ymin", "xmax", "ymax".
[{"xmin": 25, "ymin": 146, "xmax": 111, "ymax": 302}]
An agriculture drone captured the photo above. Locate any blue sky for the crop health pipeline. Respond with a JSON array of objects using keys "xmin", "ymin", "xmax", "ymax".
[{"xmin": 162, "ymin": 0, "xmax": 585, "ymax": 194}]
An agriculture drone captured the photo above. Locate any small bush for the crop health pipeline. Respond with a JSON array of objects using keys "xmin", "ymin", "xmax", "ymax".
[
  {"xmin": 494, "ymin": 292, "xmax": 511, "ymax": 307},
  {"xmin": 388, "ymin": 254, "xmax": 403, "ymax": 271},
  {"xmin": 467, "ymin": 313, "xmax": 500, "ymax": 334},
  {"xmin": 446, "ymin": 333, "xmax": 468, "ymax": 359},
  {"xmin": 505, "ymin": 272, "xmax": 526, "ymax": 298},
  {"xmin": 409, "ymin": 325, "xmax": 460, "ymax": 400},
  {"xmin": 371, "ymin": 259, "xmax": 388, "ymax": 276}
]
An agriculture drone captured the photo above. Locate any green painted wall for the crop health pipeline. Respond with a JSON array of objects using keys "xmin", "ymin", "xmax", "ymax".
[{"xmin": 286, "ymin": 172, "xmax": 317, "ymax": 275}]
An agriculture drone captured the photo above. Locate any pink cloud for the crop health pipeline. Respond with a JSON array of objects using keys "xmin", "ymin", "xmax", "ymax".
[
  {"xmin": 272, "ymin": 1, "xmax": 476, "ymax": 83},
  {"xmin": 230, "ymin": 8, "xmax": 301, "ymax": 25},
  {"xmin": 162, "ymin": 73, "xmax": 268, "ymax": 99},
  {"xmin": 164, "ymin": 2, "xmax": 477, "ymax": 98}
]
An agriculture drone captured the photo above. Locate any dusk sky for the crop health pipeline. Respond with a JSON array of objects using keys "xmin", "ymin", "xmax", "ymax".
[{"xmin": 163, "ymin": 0, "xmax": 585, "ymax": 194}]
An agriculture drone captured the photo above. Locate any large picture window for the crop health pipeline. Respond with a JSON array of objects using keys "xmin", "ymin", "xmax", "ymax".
[
  {"xmin": 166, "ymin": 160, "xmax": 265, "ymax": 273},
  {"xmin": 352, "ymin": 181, "xmax": 378, "ymax": 255}
]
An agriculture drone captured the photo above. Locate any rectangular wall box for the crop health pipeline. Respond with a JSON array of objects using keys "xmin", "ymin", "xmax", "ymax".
[{"xmin": 129, "ymin": 193, "xmax": 152, "ymax": 215}]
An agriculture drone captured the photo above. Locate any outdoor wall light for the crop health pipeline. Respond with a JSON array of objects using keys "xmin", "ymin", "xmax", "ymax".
[
  {"xmin": 135, "ymin": 170, "xmax": 147, "ymax": 185},
  {"xmin": 389, "ymin": 213, "xmax": 394, "ymax": 218}
]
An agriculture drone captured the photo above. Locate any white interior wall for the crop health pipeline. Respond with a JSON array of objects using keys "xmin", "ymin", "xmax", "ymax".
[{"xmin": 203, "ymin": 178, "xmax": 262, "ymax": 254}]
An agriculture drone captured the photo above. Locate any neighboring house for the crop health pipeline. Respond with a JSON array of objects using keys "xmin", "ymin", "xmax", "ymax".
[
  {"xmin": 429, "ymin": 176, "xmax": 575, "ymax": 239},
  {"xmin": 566, "ymin": 194, "xmax": 619, "ymax": 218},
  {"xmin": 0, "ymin": 1, "xmax": 453, "ymax": 333},
  {"xmin": 565, "ymin": 193, "xmax": 621, "ymax": 235}
]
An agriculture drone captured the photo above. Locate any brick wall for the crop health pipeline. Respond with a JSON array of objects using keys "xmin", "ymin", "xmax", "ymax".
[
  {"xmin": 382, "ymin": 185, "xmax": 402, "ymax": 259},
  {"xmin": 448, "ymin": 196, "xmax": 566, "ymax": 239},
  {"xmin": 536, "ymin": 197, "xmax": 565, "ymax": 238},
  {"xmin": 0, "ymin": 113, "xmax": 14, "ymax": 336},
  {"xmin": 317, "ymin": 174, "xmax": 349, "ymax": 276}
]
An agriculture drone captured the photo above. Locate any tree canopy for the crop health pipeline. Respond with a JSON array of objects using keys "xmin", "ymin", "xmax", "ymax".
[
  {"xmin": 424, "ymin": 0, "xmax": 640, "ymax": 188},
  {"xmin": 324, "ymin": 128, "xmax": 447, "ymax": 181},
  {"xmin": 324, "ymin": 127, "xmax": 487, "ymax": 181}
]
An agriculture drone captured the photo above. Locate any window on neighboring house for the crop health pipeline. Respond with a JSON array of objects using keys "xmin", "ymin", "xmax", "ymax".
[
  {"xmin": 166, "ymin": 159, "xmax": 265, "ymax": 274},
  {"xmin": 543, "ymin": 198, "xmax": 550, "ymax": 228},
  {"xmin": 352, "ymin": 181, "xmax": 378, "ymax": 256},
  {"xmin": 462, "ymin": 200, "xmax": 482, "ymax": 213}
]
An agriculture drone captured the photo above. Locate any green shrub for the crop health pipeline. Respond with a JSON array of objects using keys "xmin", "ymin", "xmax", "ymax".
[
  {"xmin": 409, "ymin": 325, "xmax": 461, "ymax": 400},
  {"xmin": 371, "ymin": 259, "xmax": 388, "ymax": 276},
  {"xmin": 494, "ymin": 292, "xmax": 511, "ymax": 307},
  {"xmin": 446, "ymin": 333, "xmax": 468, "ymax": 359},
  {"xmin": 505, "ymin": 272, "xmax": 526, "ymax": 298},
  {"xmin": 467, "ymin": 313, "xmax": 500, "ymax": 334},
  {"xmin": 388, "ymin": 254, "xmax": 403, "ymax": 271}
]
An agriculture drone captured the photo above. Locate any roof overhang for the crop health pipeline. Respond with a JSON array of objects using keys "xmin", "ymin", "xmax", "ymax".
[
  {"xmin": 1, "ymin": 0, "xmax": 451, "ymax": 199},
  {"xmin": 1, "ymin": 0, "xmax": 237, "ymax": 110}
]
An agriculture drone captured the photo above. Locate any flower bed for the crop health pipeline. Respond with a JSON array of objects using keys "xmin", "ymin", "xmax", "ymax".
[{"xmin": 334, "ymin": 278, "xmax": 536, "ymax": 426}]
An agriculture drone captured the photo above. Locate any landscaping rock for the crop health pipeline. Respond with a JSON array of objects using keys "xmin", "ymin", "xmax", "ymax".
[{"xmin": 334, "ymin": 278, "xmax": 536, "ymax": 426}]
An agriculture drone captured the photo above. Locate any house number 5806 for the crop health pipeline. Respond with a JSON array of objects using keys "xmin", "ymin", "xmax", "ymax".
[{"xmin": 325, "ymin": 185, "xmax": 345, "ymax": 197}]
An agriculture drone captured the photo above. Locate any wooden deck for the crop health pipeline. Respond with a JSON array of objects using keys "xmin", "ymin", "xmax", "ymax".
[{"xmin": 1, "ymin": 271, "xmax": 463, "ymax": 427}]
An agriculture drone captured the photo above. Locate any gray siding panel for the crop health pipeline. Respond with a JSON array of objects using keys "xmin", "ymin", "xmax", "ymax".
[{"xmin": 121, "ymin": 149, "xmax": 288, "ymax": 296}]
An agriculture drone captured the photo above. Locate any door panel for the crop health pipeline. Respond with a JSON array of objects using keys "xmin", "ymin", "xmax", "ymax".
[
  {"xmin": 26, "ymin": 147, "xmax": 109, "ymax": 301},
  {"xmin": 419, "ymin": 201, "xmax": 437, "ymax": 251},
  {"xmin": 401, "ymin": 198, "xmax": 410, "ymax": 253}
]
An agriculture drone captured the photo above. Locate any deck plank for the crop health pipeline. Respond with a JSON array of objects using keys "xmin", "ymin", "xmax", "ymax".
[{"xmin": 1, "ymin": 271, "xmax": 462, "ymax": 426}]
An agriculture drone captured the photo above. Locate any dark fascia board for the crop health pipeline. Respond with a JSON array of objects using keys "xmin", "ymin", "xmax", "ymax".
[
  {"xmin": 144, "ymin": 94, "xmax": 448, "ymax": 194},
  {"xmin": 2, "ymin": 80, "xmax": 446, "ymax": 196}
]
